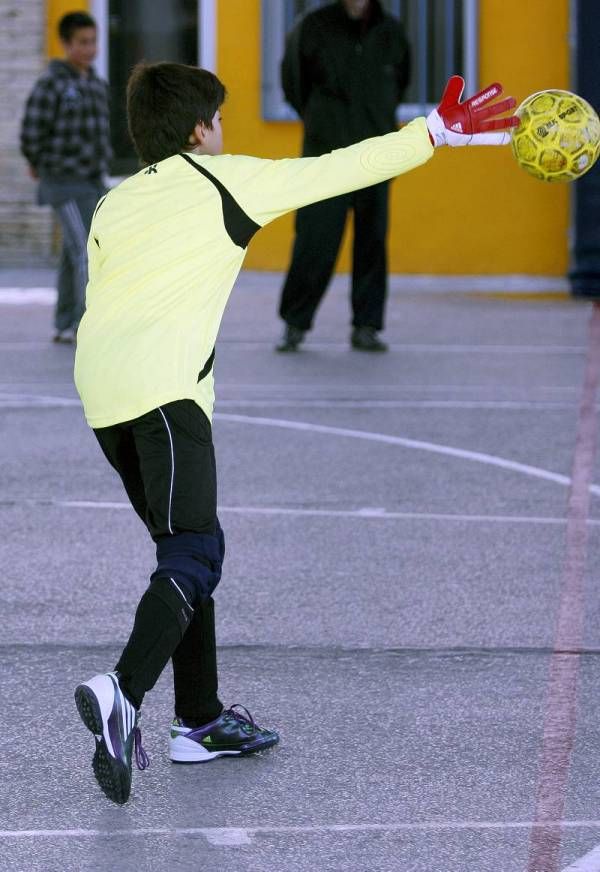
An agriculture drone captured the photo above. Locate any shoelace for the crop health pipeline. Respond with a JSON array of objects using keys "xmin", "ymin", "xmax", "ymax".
[
  {"xmin": 225, "ymin": 704, "xmax": 257, "ymax": 735},
  {"xmin": 134, "ymin": 727, "xmax": 150, "ymax": 770}
]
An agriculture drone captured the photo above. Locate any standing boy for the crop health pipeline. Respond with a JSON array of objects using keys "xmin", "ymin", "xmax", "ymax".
[
  {"xmin": 73, "ymin": 62, "xmax": 518, "ymax": 804},
  {"xmin": 20, "ymin": 11, "xmax": 110, "ymax": 343}
]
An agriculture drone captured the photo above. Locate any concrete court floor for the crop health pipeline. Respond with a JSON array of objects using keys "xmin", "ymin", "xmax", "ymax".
[{"xmin": 1, "ymin": 269, "xmax": 600, "ymax": 872}]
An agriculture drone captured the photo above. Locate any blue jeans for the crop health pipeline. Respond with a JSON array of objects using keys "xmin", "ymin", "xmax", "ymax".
[{"xmin": 38, "ymin": 176, "xmax": 105, "ymax": 331}]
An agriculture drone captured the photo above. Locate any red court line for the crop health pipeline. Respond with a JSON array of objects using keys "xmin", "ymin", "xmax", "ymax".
[{"xmin": 527, "ymin": 303, "xmax": 600, "ymax": 872}]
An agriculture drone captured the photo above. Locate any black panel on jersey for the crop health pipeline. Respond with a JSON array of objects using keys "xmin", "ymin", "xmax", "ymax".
[
  {"xmin": 180, "ymin": 153, "xmax": 260, "ymax": 249},
  {"xmin": 92, "ymin": 194, "xmax": 107, "ymax": 220},
  {"xmin": 197, "ymin": 347, "xmax": 215, "ymax": 383}
]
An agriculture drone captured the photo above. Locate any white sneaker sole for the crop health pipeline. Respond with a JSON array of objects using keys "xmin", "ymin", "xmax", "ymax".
[{"xmin": 169, "ymin": 735, "xmax": 242, "ymax": 763}]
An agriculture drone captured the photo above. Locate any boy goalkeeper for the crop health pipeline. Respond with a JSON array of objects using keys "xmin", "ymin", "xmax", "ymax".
[{"xmin": 73, "ymin": 63, "xmax": 518, "ymax": 804}]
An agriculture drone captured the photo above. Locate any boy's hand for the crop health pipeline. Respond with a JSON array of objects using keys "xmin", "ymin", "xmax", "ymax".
[{"xmin": 427, "ymin": 76, "xmax": 520, "ymax": 147}]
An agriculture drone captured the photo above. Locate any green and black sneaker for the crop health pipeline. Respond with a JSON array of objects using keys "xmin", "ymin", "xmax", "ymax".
[{"xmin": 169, "ymin": 705, "xmax": 279, "ymax": 763}]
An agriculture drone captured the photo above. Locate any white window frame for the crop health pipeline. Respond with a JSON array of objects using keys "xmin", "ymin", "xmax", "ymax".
[
  {"xmin": 199, "ymin": 0, "xmax": 217, "ymax": 71},
  {"xmin": 261, "ymin": 0, "xmax": 479, "ymax": 122},
  {"xmin": 91, "ymin": 0, "xmax": 108, "ymax": 79}
]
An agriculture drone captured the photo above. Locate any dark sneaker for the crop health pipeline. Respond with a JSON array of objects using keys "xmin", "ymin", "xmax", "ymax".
[
  {"xmin": 169, "ymin": 704, "xmax": 279, "ymax": 763},
  {"xmin": 276, "ymin": 324, "xmax": 305, "ymax": 352},
  {"xmin": 74, "ymin": 672, "xmax": 149, "ymax": 804},
  {"xmin": 351, "ymin": 326, "xmax": 388, "ymax": 352}
]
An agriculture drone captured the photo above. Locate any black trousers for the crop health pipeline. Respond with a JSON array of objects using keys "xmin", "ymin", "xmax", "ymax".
[
  {"xmin": 94, "ymin": 399, "xmax": 222, "ymax": 722},
  {"xmin": 279, "ymin": 181, "xmax": 390, "ymax": 332}
]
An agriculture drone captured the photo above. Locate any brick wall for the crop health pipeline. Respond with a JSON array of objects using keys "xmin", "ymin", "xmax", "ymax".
[{"xmin": 0, "ymin": 1, "xmax": 54, "ymax": 266}]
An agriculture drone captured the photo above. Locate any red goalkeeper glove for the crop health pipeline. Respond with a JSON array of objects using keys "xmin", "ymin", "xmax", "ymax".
[{"xmin": 427, "ymin": 76, "xmax": 520, "ymax": 147}]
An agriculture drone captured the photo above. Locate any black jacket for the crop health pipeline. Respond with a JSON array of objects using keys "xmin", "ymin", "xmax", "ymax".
[{"xmin": 281, "ymin": 0, "xmax": 411, "ymax": 156}]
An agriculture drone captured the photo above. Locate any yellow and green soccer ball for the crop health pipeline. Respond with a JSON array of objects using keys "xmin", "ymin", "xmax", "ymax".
[{"xmin": 511, "ymin": 89, "xmax": 600, "ymax": 182}]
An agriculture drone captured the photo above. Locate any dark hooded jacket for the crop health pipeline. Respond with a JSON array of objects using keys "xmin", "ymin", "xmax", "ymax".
[
  {"xmin": 281, "ymin": 0, "xmax": 411, "ymax": 156},
  {"xmin": 20, "ymin": 59, "xmax": 111, "ymax": 180}
]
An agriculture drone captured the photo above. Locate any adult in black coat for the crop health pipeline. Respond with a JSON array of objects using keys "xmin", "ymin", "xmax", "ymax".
[{"xmin": 277, "ymin": 0, "xmax": 411, "ymax": 352}]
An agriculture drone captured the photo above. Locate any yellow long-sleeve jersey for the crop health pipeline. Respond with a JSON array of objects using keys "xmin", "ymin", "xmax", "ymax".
[{"xmin": 74, "ymin": 117, "xmax": 433, "ymax": 428}]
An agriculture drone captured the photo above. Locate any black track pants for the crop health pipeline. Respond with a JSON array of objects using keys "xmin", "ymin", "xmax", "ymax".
[
  {"xmin": 93, "ymin": 399, "xmax": 223, "ymax": 721},
  {"xmin": 278, "ymin": 181, "xmax": 389, "ymax": 332}
]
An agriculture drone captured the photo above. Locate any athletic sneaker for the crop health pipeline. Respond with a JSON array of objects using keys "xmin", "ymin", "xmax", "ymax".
[
  {"xmin": 74, "ymin": 672, "xmax": 149, "ymax": 804},
  {"xmin": 169, "ymin": 704, "xmax": 279, "ymax": 763}
]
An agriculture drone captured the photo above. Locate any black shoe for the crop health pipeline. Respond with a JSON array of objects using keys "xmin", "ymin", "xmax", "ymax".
[
  {"xmin": 169, "ymin": 704, "xmax": 280, "ymax": 763},
  {"xmin": 276, "ymin": 325, "xmax": 305, "ymax": 352},
  {"xmin": 351, "ymin": 326, "xmax": 388, "ymax": 352}
]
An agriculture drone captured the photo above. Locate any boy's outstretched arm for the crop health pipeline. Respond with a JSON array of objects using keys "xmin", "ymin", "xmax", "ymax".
[{"xmin": 208, "ymin": 77, "xmax": 519, "ymax": 227}]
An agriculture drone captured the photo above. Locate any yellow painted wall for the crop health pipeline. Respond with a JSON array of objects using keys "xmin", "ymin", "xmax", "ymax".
[
  {"xmin": 46, "ymin": 0, "xmax": 90, "ymax": 58},
  {"xmin": 217, "ymin": 0, "xmax": 570, "ymax": 274},
  {"xmin": 44, "ymin": 0, "xmax": 570, "ymax": 274}
]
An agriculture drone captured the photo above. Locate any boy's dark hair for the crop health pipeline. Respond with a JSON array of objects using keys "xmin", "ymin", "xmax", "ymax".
[
  {"xmin": 58, "ymin": 11, "xmax": 96, "ymax": 42},
  {"xmin": 127, "ymin": 62, "xmax": 227, "ymax": 166}
]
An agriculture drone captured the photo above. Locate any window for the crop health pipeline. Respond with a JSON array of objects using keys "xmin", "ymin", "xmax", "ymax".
[
  {"xmin": 261, "ymin": 0, "xmax": 478, "ymax": 122},
  {"xmin": 91, "ymin": 0, "xmax": 200, "ymax": 174},
  {"xmin": 108, "ymin": 0, "xmax": 199, "ymax": 173}
]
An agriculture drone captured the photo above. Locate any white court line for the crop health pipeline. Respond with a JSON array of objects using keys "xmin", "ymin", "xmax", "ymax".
[
  {"xmin": 10, "ymin": 380, "xmax": 565, "ymax": 396},
  {"xmin": 220, "ymin": 341, "xmax": 585, "ymax": 354},
  {"xmin": 2, "ymin": 820, "xmax": 600, "ymax": 841},
  {"xmin": 0, "ymin": 275, "xmax": 571, "ymax": 308},
  {"xmin": 0, "ymin": 394, "xmax": 80, "ymax": 408},
  {"xmin": 0, "ymin": 340, "xmax": 585, "ymax": 355},
  {"xmin": 214, "ymin": 413, "xmax": 600, "ymax": 497},
  {"xmin": 31, "ymin": 501, "xmax": 600, "ymax": 527},
  {"xmin": 562, "ymin": 843, "xmax": 600, "ymax": 871},
  {"xmin": 206, "ymin": 272, "xmax": 570, "ymax": 293},
  {"xmin": 218, "ymin": 506, "xmax": 600, "ymax": 526},
  {"xmin": 216, "ymin": 399, "xmax": 581, "ymax": 410},
  {"xmin": 0, "ymin": 394, "xmax": 585, "ymax": 411},
  {"xmin": 0, "ymin": 382, "xmax": 76, "ymax": 388},
  {"xmin": 206, "ymin": 829, "xmax": 253, "ymax": 846},
  {"xmin": 5, "ymin": 381, "xmax": 578, "ymax": 393},
  {"xmin": 0, "ymin": 342, "xmax": 59, "ymax": 350},
  {"xmin": 0, "ymin": 288, "xmax": 56, "ymax": 305},
  {"xmin": 0, "ymin": 340, "xmax": 585, "ymax": 354},
  {"xmin": 217, "ymin": 382, "xmax": 581, "ymax": 394},
  {"xmin": 55, "ymin": 500, "xmax": 132, "ymax": 509},
  {"xmin": 5, "ymin": 399, "xmax": 599, "ymax": 495}
]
